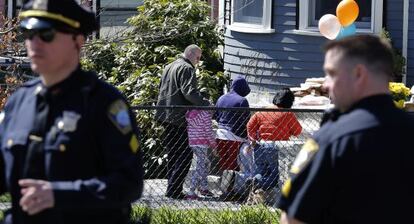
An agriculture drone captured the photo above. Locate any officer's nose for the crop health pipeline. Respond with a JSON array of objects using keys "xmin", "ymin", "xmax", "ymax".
[
  {"xmin": 322, "ymin": 82, "xmax": 328, "ymax": 92},
  {"xmin": 322, "ymin": 76, "xmax": 331, "ymax": 93},
  {"xmin": 26, "ymin": 35, "xmax": 45, "ymax": 53}
]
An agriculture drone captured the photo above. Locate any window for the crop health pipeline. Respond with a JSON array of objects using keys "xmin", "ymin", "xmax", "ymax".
[
  {"xmin": 229, "ymin": 0, "xmax": 274, "ymax": 33},
  {"xmin": 6, "ymin": 0, "xmax": 24, "ymax": 18},
  {"xmin": 298, "ymin": 0, "xmax": 383, "ymax": 34},
  {"xmin": 98, "ymin": 0, "xmax": 143, "ymax": 37}
]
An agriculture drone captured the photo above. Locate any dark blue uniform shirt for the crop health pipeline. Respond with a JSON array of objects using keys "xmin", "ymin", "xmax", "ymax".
[
  {"xmin": 277, "ymin": 95, "xmax": 414, "ymax": 224},
  {"xmin": 0, "ymin": 67, "xmax": 144, "ymax": 224}
]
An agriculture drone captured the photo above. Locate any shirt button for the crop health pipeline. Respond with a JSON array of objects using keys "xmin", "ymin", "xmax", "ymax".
[
  {"xmin": 59, "ymin": 144, "xmax": 66, "ymax": 152},
  {"xmin": 7, "ymin": 139, "xmax": 13, "ymax": 147}
]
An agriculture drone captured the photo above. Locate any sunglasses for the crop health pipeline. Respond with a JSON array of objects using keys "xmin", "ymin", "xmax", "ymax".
[{"xmin": 21, "ymin": 28, "xmax": 57, "ymax": 43}]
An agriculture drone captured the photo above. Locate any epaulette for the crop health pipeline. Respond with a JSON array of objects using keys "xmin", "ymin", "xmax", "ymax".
[
  {"xmin": 320, "ymin": 108, "xmax": 341, "ymax": 127},
  {"xmin": 20, "ymin": 77, "xmax": 41, "ymax": 88},
  {"xmin": 318, "ymin": 108, "xmax": 381, "ymax": 144}
]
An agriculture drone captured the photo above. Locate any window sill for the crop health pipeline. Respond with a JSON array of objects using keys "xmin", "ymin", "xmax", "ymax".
[
  {"xmin": 286, "ymin": 28, "xmax": 378, "ymax": 37},
  {"xmin": 285, "ymin": 29, "xmax": 322, "ymax": 36},
  {"xmin": 228, "ymin": 25, "xmax": 275, "ymax": 34}
]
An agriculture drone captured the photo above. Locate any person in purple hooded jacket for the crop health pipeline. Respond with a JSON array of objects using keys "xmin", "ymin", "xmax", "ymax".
[{"xmin": 215, "ymin": 76, "xmax": 251, "ymax": 172}]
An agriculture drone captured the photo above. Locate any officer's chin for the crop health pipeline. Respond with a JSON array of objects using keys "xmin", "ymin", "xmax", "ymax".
[{"xmin": 30, "ymin": 61, "xmax": 46, "ymax": 75}]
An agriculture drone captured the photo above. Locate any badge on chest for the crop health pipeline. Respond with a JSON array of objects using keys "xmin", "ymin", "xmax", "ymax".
[{"xmin": 57, "ymin": 111, "xmax": 81, "ymax": 132}]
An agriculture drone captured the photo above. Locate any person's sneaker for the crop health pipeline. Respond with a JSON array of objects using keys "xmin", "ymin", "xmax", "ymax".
[
  {"xmin": 184, "ymin": 194, "xmax": 199, "ymax": 200},
  {"xmin": 199, "ymin": 189, "xmax": 214, "ymax": 197},
  {"xmin": 245, "ymin": 178, "xmax": 253, "ymax": 190}
]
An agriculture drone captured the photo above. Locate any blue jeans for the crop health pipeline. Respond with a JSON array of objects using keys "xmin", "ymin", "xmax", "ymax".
[
  {"xmin": 254, "ymin": 142, "xmax": 279, "ymax": 190},
  {"xmin": 234, "ymin": 143, "xmax": 256, "ymax": 193},
  {"xmin": 189, "ymin": 146, "xmax": 210, "ymax": 193}
]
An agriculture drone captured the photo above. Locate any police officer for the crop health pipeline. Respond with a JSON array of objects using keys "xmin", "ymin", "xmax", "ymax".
[
  {"xmin": 278, "ymin": 35, "xmax": 414, "ymax": 223},
  {"xmin": 0, "ymin": 0, "xmax": 143, "ymax": 223}
]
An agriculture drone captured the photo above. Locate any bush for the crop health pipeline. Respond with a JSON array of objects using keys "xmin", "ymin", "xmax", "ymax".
[
  {"xmin": 82, "ymin": 0, "xmax": 228, "ymax": 178},
  {"xmin": 0, "ymin": 193, "xmax": 10, "ymax": 203},
  {"xmin": 380, "ymin": 28, "xmax": 406, "ymax": 82},
  {"xmin": 0, "ymin": 18, "xmax": 28, "ymax": 110}
]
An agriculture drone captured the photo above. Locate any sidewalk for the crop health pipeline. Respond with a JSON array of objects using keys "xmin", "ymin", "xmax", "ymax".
[{"xmin": 136, "ymin": 178, "xmax": 245, "ymax": 210}]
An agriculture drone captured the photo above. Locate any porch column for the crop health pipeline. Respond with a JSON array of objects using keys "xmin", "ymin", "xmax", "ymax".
[
  {"xmin": 0, "ymin": 0, "xmax": 5, "ymax": 26},
  {"xmin": 7, "ymin": 0, "xmax": 16, "ymax": 18},
  {"xmin": 402, "ymin": 0, "xmax": 409, "ymax": 84}
]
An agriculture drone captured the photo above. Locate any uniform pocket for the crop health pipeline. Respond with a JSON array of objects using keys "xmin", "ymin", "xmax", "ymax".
[
  {"xmin": 2, "ymin": 131, "xmax": 29, "ymax": 151},
  {"xmin": 45, "ymin": 133, "xmax": 70, "ymax": 153},
  {"xmin": 1, "ymin": 131, "xmax": 29, "ymax": 174}
]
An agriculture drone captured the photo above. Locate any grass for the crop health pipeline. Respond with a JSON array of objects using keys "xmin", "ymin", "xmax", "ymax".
[
  {"xmin": 130, "ymin": 205, "xmax": 280, "ymax": 224},
  {"xmin": 0, "ymin": 196, "xmax": 280, "ymax": 223},
  {"xmin": 0, "ymin": 193, "xmax": 10, "ymax": 203}
]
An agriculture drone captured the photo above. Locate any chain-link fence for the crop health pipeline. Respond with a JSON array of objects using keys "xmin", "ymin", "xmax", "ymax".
[{"xmin": 133, "ymin": 105, "xmax": 323, "ymax": 215}]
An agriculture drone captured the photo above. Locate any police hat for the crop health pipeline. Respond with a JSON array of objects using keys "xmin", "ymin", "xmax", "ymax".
[{"xmin": 19, "ymin": 0, "xmax": 98, "ymax": 35}]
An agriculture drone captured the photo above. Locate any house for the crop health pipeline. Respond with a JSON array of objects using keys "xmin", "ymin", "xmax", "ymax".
[
  {"xmin": 215, "ymin": 0, "xmax": 412, "ymax": 94},
  {"xmin": 0, "ymin": 0, "xmax": 143, "ymax": 38}
]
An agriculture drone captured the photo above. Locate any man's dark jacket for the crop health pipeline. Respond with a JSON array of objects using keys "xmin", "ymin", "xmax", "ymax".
[{"xmin": 155, "ymin": 57, "xmax": 209, "ymax": 126}]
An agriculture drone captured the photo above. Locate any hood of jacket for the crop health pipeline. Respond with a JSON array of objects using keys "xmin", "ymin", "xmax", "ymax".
[{"xmin": 230, "ymin": 76, "xmax": 251, "ymax": 97}]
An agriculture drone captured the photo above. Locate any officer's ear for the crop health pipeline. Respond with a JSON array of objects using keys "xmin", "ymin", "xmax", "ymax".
[
  {"xmin": 353, "ymin": 64, "xmax": 369, "ymax": 88},
  {"xmin": 73, "ymin": 34, "xmax": 85, "ymax": 52}
]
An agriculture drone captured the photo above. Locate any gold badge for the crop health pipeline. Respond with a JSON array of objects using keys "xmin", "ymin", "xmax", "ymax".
[
  {"xmin": 290, "ymin": 138, "xmax": 319, "ymax": 174},
  {"xmin": 282, "ymin": 178, "xmax": 292, "ymax": 197},
  {"xmin": 108, "ymin": 100, "xmax": 132, "ymax": 134},
  {"xmin": 130, "ymin": 134, "xmax": 139, "ymax": 154}
]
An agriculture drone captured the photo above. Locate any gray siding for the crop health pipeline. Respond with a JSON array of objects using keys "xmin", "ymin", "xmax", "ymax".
[
  {"xmin": 223, "ymin": 0, "xmax": 409, "ymax": 92},
  {"xmin": 224, "ymin": 0, "xmax": 325, "ymax": 92},
  {"xmin": 387, "ymin": 0, "xmax": 404, "ymax": 50},
  {"xmin": 407, "ymin": 1, "xmax": 414, "ymax": 85}
]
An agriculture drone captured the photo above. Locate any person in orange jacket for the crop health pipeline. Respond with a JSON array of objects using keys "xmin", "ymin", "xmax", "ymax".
[{"xmin": 246, "ymin": 88, "xmax": 302, "ymax": 203}]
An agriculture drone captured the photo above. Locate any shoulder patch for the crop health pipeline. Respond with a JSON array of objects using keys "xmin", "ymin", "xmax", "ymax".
[
  {"xmin": 290, "ymin": 138, "xmax": 319, "ymax": 174},
  {"xmin": 108, "ymin": 100, "xmax": 132, "ymax": 134}
]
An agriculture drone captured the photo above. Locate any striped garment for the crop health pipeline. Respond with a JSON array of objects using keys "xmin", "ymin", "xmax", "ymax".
[{"xmin": 185, "ymin": 110, "xmax": 216, "ymax": 147}]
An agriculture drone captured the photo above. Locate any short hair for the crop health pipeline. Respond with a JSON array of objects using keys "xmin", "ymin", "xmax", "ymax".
[
  {"xmin": 323, "ymin": 35, "xmax": 394, "ymax": 78},
  {"xmin": 273, "ymin": 88, "xmax": 295, "ymax": 108},
  {"xmin": 184, "ymin": 44, "xmax": 201, "ymax": 58}
]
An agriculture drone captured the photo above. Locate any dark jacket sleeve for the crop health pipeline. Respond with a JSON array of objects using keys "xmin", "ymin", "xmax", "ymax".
[
  {"xmin": 234, "ymin": 98, "xmax": 250, "ymax": 138},
  {"xmin": 277, "ymin": 139, "xmax": 334, "ymax": 223},
  {"xmin": 51, "ymin": 96, "xmax": 144, "ymax": 209},
  {"xmin": 179, "ymin": 67, "xmax": 210, "ymax": 106},
  {"xmin": 0, "ymin": 153, "xmax": 5, "ymax": 195},
  {"xmin": 0, "ymin": 94, "xmax": 18, "ymax": 195}
]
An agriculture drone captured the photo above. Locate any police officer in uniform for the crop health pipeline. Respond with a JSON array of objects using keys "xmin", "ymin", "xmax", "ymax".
[
  {"xmin": 278, "ymin": 35, "xmax": 414, "ymax": 223},
  {"xmin": 0, "ymin": 0, "xmax": 143, "ymax": 223}
]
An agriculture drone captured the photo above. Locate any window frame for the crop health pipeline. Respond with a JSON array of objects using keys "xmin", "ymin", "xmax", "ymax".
[
  {"xmin": 297, "ymin": 0, "xmax": 383, "ymax": 35},
  {"xmin": 228, "ymin": 0, "xmax": 275, "ymax": 34}
]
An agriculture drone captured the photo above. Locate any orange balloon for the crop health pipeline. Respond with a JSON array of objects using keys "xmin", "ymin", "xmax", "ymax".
[{"xmin": 336, "ymin": 0, "xmax": 359, "ymax": 26}]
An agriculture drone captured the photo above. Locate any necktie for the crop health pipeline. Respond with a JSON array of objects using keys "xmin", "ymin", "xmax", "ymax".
[{"xmin": 23, "ymin": 87, "xmax": 50, "ymax": 179}]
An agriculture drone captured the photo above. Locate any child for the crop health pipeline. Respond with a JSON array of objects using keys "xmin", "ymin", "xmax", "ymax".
[{"xmin": 185, "ymin": 109, "xmax": 217, "ymax": 200}]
